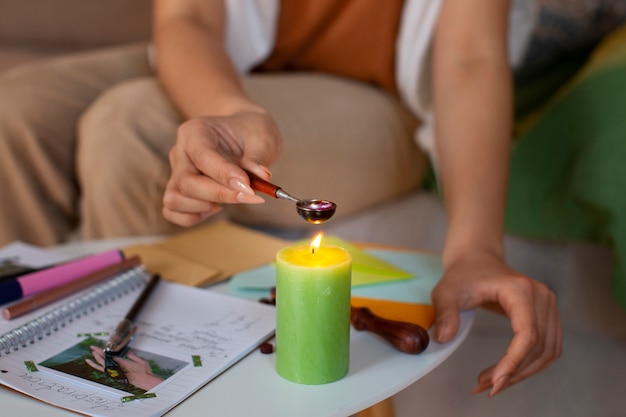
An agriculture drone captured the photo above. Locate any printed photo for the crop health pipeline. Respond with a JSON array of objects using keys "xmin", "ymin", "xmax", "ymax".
[{"xmin": 38, "ymin": 337, "xmax": 188, "ymax": 395}]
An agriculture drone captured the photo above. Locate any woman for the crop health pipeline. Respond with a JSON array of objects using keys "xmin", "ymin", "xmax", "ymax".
[
  {"xmin": 156, "ymin": 0, "xmax": 560, "ymax": 396},
  {"xmin": 0, "ymin": 0, "xmax": 561, "ymax": 396}
]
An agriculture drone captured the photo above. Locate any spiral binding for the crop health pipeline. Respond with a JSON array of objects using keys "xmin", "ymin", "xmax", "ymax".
[{"xmin": 0, "ymin": 266, "xmax": 149, "ymax": 355}]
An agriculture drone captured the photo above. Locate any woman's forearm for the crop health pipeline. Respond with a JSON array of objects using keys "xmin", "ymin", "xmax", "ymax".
[
  {"xmin": 432, "ymin": 0, "xmax": 513, "ymax": 266},
  {"xmin": 152, "ymin": 0, "xmax": 263, "ymax": 118}
]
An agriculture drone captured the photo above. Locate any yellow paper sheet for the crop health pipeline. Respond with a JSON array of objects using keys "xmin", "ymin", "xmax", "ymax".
[{"xmin": 303, "ymin": 235, "xmax": 414, "ymax": 286}]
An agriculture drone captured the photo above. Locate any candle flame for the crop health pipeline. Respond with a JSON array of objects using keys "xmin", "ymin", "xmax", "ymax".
[{"xmin": 310, "ymin": 233, "xmax": 323, "ymax": 255}]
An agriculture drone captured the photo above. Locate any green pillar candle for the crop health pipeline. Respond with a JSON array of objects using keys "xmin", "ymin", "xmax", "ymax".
[{"xmin": 275, "ymin": 234, "xmax": 352, "ymax": 385}]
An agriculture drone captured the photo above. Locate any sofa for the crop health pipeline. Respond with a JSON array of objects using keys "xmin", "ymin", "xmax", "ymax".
[
  {"xmin": 0, "ymin": 0, "xmax": 152, "ymax": 72},
  {"xmin": 2, "ymin": 2, "xmax": 625, "ymax": 416}
]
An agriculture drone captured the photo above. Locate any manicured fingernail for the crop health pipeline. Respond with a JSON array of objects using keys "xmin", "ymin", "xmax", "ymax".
[
  {"xmin": 435, "ymin": 320, "xmax": 450, "ymax": 342},
  {"xmin": 230, "ymin": 178, "xmax": 255, "ymax": 195},
  {"xmin": 258, "ymin": 165, "xmax": 272, "ymax": 178},
  {"xmin": 471, "ymin": 385, "xmax": 487, "ymax": 394},
  {"xmin": 489, "ymin": 375, "xmax": 509, "ymax": 397},
  {"xmin": 236, "ymin": 192, "xmax": 265, "ymax": 204}
]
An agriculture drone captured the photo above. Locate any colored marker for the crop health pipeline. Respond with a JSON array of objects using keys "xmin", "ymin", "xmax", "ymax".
[
  {"xmin": 0, "ymin": 260, "xmax": 39, "ymax": 283},
  {"xmin": 2, "ymin": 256, "xmax": 141, "ymax": 320},
  {"xmin": 0, "ymin": 249, "xmax": 124, "ymax": 306}
]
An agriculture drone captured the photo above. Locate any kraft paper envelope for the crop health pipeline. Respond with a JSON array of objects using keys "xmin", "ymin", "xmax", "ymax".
[
  {"xmin": 123, "ymin": 220, "xmax": 289, "ymax": 287},
  {"xmin": 122, "ymin": 244, "xmax": 220, "ymax": 287}
]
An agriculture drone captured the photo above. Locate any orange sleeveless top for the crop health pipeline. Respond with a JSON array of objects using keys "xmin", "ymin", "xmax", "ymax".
[{"xmin": 253, "ymin": 0, "xmax": 404, "ymax": 94}]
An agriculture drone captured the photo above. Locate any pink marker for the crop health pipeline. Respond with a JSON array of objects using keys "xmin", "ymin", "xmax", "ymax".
[{"xmin": 0, "ymin": 249, "xmax": 124, "ymax": 306}]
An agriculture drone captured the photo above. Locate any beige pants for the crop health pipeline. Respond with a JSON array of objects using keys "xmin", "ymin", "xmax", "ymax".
[{"xmin": 0, "ymin": 43, "xmax": 427, "ymax": 246}]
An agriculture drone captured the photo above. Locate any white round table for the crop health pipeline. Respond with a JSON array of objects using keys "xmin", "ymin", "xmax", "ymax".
[{"xmin": 1, "ymin": 237, "xmax": 473, "ymax": 417}]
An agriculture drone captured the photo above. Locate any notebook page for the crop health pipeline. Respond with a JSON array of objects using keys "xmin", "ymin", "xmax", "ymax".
[{"xmin": 0, "ymin": 279, "xmax": 275, "ymax": 417}]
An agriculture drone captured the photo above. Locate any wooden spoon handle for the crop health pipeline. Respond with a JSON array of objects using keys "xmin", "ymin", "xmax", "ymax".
[
  {"xmin": 247, "ymin": 171, "xmax": 280, "ymax": 198},
  {"xmin": 350, "ymin": 306, "xmax": 430, "ymax": 354}
]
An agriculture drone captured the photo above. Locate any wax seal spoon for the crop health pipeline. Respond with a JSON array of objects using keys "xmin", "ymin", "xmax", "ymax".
[{"xmin": 247, "ymin": 171, "xmax": 337, "ymax": 224}]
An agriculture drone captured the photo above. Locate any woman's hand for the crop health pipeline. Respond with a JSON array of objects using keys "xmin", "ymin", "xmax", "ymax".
[
  {"xmin": 162, "ymin": 109, "xmax": 282, "ymax": 227},
  {"xmin": 155, "ymin": 0, "xmax": 282, "ymax": 228},
  {"xmin": 431, "ymin": 250, "xmax": 562, "ymax": 396}
]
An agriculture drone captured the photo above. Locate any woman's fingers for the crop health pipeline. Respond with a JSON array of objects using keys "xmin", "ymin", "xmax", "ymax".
[
  {"xmin": 507, "ymin": 290, "xmax": 561, "ymax": 385},
  {"xmin": 473, "ymin": 281, "xmax": 561, "ymax": 396}
]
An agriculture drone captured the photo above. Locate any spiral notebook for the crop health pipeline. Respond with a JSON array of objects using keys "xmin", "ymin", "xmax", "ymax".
[{"xmin": 0, "ymin": 265, "xmax": 276, "ymax": 417}]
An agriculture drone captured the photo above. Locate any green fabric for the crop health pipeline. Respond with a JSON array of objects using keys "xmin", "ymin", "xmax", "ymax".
[
  {"xmin": 506, "ymin": 25, "xmax": 626, "ymax": 309},
  {"xmin": 513, "ymin": 53, "xmax": 590, "ymax": 121}
]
